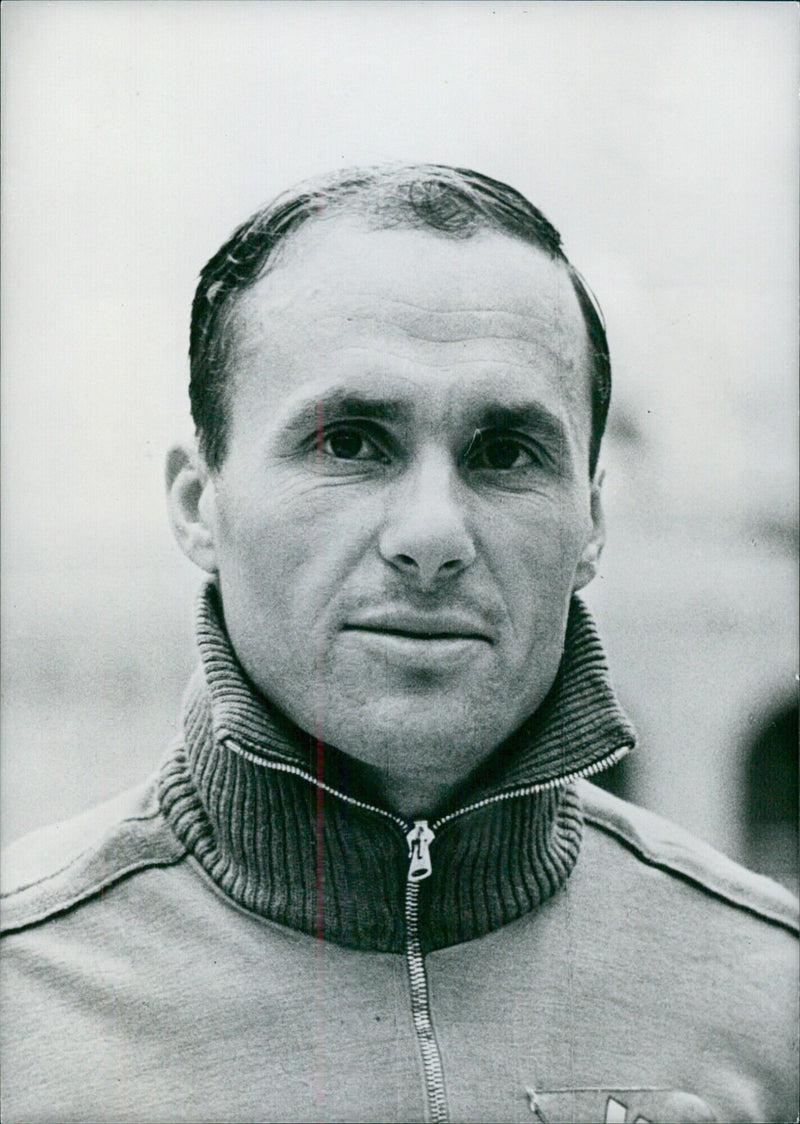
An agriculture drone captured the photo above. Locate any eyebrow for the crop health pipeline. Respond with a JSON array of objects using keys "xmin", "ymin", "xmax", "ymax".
[
  {"xmin": 278, "ymin": 390, "xmax": 411, "ymax": 434},
  {"xmin": 471, "ymin": 402, "xmax": 569, "ymax": 449}
]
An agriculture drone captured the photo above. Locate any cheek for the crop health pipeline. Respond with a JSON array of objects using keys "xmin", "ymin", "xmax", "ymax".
[
  {"xmin": 211, "ymin": 479, "xmax": 308, "ymax": 636},
  {"xmin": 482, "ymin": 493, "xmax": 591, "ymax": 611},
  {"xmin": 214, "ymin": 475, "xmax": 381, "ymax": 625}
]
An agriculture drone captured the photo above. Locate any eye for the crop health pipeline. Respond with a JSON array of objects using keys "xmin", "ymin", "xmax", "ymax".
[
  {"xmin": 319, "ymin": 425, "xmax": 388, "ymax": 463},
  {"xmin": 467, "ymin": 433, "xmax": 539, "ymax": 471}
]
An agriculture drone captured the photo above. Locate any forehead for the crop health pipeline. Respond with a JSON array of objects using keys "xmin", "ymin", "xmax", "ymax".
[{"xmin": 224, "ymin": 218, "xmax": 592, "ymax": 432}]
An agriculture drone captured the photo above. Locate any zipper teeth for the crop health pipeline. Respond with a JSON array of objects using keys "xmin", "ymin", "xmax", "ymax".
[
  {"xmin": 431, "ymin": 743, "xmax": 631, "ymax": 831},
  {"xmin": 227, "ymin": 737, "xmax": 450, "ymax": 1121},
  {"xmin": 405, "ymin": 880, "xmax": 449, "ymax": 1123},
  {"xmin": 223, "ymin": 741, "xmax": 408, "ymax": 830},
  {"xmin": 224, "ymin": 737, "xmax": 632, "ymax": 835},
  {"xmin": 224, "ymin": 736, "xmax": 629, "ymax": 1124}
]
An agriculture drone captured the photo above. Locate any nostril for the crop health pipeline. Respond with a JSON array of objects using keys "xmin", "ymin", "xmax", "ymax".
[
  {"xmin": 396, "ymin": 554, "xmax": 416, "ymax": 568},
  {"xmin": 440, "ymin": 559, "xmax": 461, "ymax": 572}
]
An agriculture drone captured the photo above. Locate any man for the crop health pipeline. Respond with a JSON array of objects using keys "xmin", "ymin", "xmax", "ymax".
[{"xmin": 2, "ymin": 166, "xmax": 797, "ymax": 1123}]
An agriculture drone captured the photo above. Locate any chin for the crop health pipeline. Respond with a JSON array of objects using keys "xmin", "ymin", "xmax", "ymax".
[{"xmin": 316, "ymin": 697, "xmax": 513, "ymax": 778}]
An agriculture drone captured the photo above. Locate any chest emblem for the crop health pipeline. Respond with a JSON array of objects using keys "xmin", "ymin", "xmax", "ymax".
[
  {"xmin": 603, "ymin": 1096, "xmax": 649, "ymax": 1123},
  {"xmin": 526, "ymin": 1086, "xmax": 718, "ymax": 1123}
]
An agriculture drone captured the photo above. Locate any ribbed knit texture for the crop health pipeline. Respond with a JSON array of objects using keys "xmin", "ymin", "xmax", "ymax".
[{"xmin": 159, "ymin": 582, "xmax": 635, "ymax": 952}]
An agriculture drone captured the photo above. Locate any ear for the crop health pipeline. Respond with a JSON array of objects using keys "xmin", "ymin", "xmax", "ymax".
[
  {"xmin": 572, "ymin": 469, "xmax": 605, "ymax": 592},
  {"xmin": 166, "ymin": 442, "xmax": 219, "ymax": 573}
]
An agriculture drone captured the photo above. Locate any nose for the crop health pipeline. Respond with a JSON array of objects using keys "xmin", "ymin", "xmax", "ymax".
[{"xmin": 378, "ymin": 450, "xmax": 477, "ymax": 588}]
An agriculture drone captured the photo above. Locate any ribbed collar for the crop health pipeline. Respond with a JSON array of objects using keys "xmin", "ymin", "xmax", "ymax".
[{"xmin": 160, "ymin": 582, "xmax": 635, "ymax": 952}]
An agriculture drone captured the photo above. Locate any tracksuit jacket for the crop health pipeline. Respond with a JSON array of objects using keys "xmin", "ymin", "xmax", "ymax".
[{"xmin": 2, "ymin": 583, "xmax": 797, "ymax": 1123}]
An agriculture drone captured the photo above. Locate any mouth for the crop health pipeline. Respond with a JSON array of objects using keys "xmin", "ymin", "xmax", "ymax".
[
  {"xmin": 343, "ymin": 625, "xmax": 487, "ymax": 642},
  {"xmin": 340, "ymin": 611, "xmax": 493, "ymax": 667},
  {"xmin": 342, "ymin": 611, "xmax": 492, "ymax": 644}
]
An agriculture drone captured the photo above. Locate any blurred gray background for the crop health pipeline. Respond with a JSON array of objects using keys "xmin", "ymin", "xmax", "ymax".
[{"xmin": 2, "ymin": 2, "xmax": 797, "ymax": 891}]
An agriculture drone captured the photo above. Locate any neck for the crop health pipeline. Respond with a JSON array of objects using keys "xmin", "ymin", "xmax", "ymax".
[{"xmin": 349, "ymin": 760, "xmax": 456, "ymax": 822}]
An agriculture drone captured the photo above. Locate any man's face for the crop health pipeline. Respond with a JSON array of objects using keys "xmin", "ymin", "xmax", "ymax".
[{"xmin": 196, "ymin": 218, "xmax": 601, "ymax": 798}]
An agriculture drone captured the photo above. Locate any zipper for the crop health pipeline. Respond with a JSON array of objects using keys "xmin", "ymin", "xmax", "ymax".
[
  {"xmin": 395, "ymin": 747, "xmax": 628, "ymax": 1123},
  {"xmin": 221, "ymin": 743, "xmax": 408, "ymax": 830},
  {"xmin": 223, "ymin": 738, "xmax": 630, "ymax": 838},
  {"xmin": 430, "ymin": 742, "xmax": 630, "ymax": 832},
  {"xmin": 407, "ymin": 821, "xmax": 435, "ymax": 881},
  {"xmin": 224, "ymin": 737, "xmax": 631, "ymax": 1123},
  {"xmin": 223, "ymin": 742, "xmax": 450, "ymax": 1119},
  {"xmin": 404, "ymin": 820, "xmax": 448, "ymax": 1122}
]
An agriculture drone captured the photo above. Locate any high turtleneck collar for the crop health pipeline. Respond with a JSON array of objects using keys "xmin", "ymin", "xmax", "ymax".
[{"xmin": 159, "ymin": 582, "xmax": 636, "ymax": 952}]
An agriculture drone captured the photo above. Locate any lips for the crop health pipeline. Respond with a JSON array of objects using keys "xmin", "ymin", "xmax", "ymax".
[{"xmin": 342, "ymin": 609, "xmax": 493, "ymax": 643}]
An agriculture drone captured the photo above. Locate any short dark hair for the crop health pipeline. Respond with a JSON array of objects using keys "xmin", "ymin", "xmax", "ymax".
[{"xmin": 189, "ymin": 164, "xmax": 611, "ymax": 474}]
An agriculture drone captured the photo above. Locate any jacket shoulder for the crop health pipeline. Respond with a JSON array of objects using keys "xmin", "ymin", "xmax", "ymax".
[
  {"xmin": 577, "ymin": 779, "xmax": 799, "ymax": 935},
  {"xmin": 1, "ymin": 775, "xmax": 187, "ymax": 936}
]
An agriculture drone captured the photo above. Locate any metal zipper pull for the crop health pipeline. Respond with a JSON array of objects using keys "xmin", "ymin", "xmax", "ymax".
[{"xmin": 406, "ymin": 820, "xmax": 435, "ymax": 882}]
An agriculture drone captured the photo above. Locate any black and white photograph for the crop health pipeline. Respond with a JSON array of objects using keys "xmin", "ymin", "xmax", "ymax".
[{"xmin": 1, "ymin": 3, "xmax": 797, "ymax": 1121}]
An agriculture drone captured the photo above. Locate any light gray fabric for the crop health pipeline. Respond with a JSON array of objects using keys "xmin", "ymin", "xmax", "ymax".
[
  {"xmin": 2, "ymin": 778, "xmax": 797, "ymax": 1122},
  {"xmin": 2, "ymin": 589, "xmax": 797, "ymax": 1122}
]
